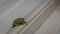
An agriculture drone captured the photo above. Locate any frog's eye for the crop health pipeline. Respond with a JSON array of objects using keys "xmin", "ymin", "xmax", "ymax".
[
  {"xmin": 12, "ymin": 25, "xmax": 16, "ymax": 28},
  {"xmin": 12, "ymin": 23, "xmax": 19, "ymax": 28}
]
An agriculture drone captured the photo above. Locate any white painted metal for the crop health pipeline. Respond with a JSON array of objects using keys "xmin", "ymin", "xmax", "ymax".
[
  {"xmin": 0, "ymin": 0, "xmax": 59, "ymax": 34},
  {"xmin": 9, "ymin": 0, "xmax": 54, "ymax": 34},
  {"xmin": 7, "ymin": 0, "xmax": 42, "ymax": 34},
  {"xmin": 35, "ymin": 5, "xmax": 60, "ymax": 34},
  {"xmin": 19, "ymin": 0, "xmax": 59, "ymax": 34},
  {"xmin": 0, "ymin": 0, "xmax": 42, "ymax": 34}
]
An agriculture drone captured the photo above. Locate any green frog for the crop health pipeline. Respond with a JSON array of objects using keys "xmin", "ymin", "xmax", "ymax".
[{"xmin": 12, "ymin": 18, "xmax": 27, "ymax": 28}]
